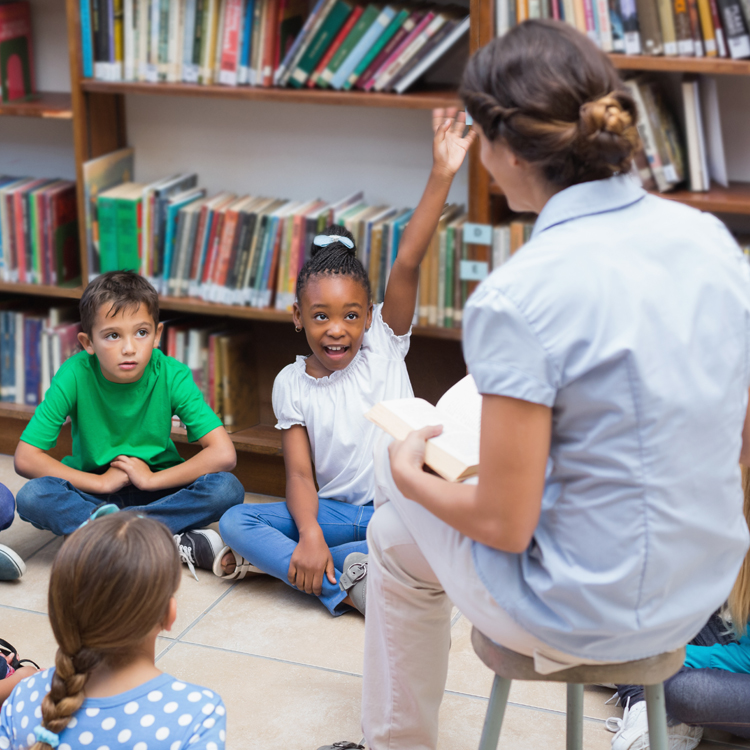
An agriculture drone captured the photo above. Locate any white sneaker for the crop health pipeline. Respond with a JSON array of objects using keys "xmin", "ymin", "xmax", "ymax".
[
  {"xmin": 606, "ymin": 699, "xmax": 703, "ymax": 750},
  {"xmin": 211, "ymin": 545, "xmax": 264, "ymax": 580}
]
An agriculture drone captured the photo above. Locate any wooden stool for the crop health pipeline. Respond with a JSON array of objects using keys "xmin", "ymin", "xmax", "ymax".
[{"xmin": 471, "ymin": 628, "xmax": 685, "ymax": 750}]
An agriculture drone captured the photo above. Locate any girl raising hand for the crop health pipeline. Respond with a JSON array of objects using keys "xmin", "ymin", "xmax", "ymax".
[{"xmin": 215, "ymin": 109, "xmax": 475, "ymax": 616}]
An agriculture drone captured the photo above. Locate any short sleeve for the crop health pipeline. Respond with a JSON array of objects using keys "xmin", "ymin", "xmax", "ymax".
[
  {"xmin": 363, "ymin": 304, "xmax": 411, "ymax": 361},
  {"xmin": 272, "ymin": 364, "xmax": 305, "ymax": 430},
  {"xmin": 463, "ymin": 284, "xmax": 558, "ymax": 407},
  {"xmin": 170, "ymin": 362, "xmax": 223, "ymax": 443},
  {"xmin": 20, "ymin": 360, "xmax": 75, "ymax": 450},
  {"xmin": 186, "ymin": 696, "xmax": 227, "ymax": 749}
]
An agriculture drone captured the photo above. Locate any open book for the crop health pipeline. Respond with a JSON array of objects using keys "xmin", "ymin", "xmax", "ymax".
[{"xmin": 365, "ymin": 375, "xmax": 481, "ymax": 482}]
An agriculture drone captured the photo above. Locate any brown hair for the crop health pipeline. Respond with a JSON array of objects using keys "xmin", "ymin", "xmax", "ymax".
[
  {"xmin": 728, "ymin": 467, "xmax": 750, "ymax": 637},
  {"xmin": 32, "ymin": 514, "xmax": 181, "ymax": 750},
  {"xmin": 79, "ymin": 271, "xmax": 159, "ymax": 336},
  {"xmin": 460, "ymin": 20, "xmax": 639, "ymax": 188}
]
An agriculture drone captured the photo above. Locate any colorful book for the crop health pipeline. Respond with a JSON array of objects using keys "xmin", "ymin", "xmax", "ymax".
[{"xmin": 345, "ymin": 7, "xmax": 408, "ymax": 89}]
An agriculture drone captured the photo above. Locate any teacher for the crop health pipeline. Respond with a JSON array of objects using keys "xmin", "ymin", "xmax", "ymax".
[{"xmin": 360, "ymin": 19, "xmax": 750, "ymax": 750}]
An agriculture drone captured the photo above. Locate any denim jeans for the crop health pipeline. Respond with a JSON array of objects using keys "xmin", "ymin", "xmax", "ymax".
[
  {"xmin": 16, "ymin": 472, "xmax": 245, "ymax": 536},
  {"xmin": 0, "ymin": 484, "xmax": 14, "ymax": 533},
  {"xmin": 617, "ymin": 614, "xmax": 750, "ymax": 737},
  {"xmin": 219, "ymin": 498, "xmax": 374, "ymax": 616}
]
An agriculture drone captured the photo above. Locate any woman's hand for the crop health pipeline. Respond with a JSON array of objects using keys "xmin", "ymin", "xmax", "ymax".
[
  {"xmin": 388, "ymin": 425, "xmax": 444, "ymax": 497},
  {"xmin": 288, "ymin": 530, "xmax": 337, "ymax": 596},
  {"xmin": 432, "ymin": 108, "xmax": 477, "ymax": 178}
]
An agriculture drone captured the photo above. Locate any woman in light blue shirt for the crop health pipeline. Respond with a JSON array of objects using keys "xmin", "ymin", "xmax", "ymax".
[{"xmin": 356, "ymin": 19, "xmax": 750, "ymax": 750}]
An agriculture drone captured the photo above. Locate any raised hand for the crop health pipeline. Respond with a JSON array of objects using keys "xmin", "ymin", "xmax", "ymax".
[{"xmin": 432, "ymin": 107, "xmax": 477, "ymax": 177}]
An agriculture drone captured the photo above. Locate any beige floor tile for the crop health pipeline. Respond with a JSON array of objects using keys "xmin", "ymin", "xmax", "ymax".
[
  {"xmin": 0, "ymin": 513, "xmax": 56, "ymax": 560},
  {"xmin": 167, "ymin": 568, "xmax": 236, "ymax": 640},
  {"xmin": 184, "ymin": 575, "xmax": 365, "ymax": 673},
  {"xmin": 156, "ymin": 641, "xmax": 363, "ymax": 749},
  {"xmin": 0, "ymin": 605, "xmax": 57, "ymax": 669},
  {"xmin": 437, "ymin": 692, "xmax": 612, "ymax": 750},
  {"xmin": 447, "ymin": 616, "xmax": 621, "ymax": 721},
  {"xmin": 0, "ymin": 536, "xmax": 61, "ymax": 612}
]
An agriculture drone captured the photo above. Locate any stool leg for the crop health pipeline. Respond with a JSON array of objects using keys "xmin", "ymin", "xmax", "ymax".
[
  {"xmin": 644, "ymin": 683, "xmax": 669, "ymax": 750},
  {"xmin": 566, "ymin": 683, "xmax": 584, "ymax": 750},
  {"xmin": 478, "ymin": 675, "xmax": 512, "ymax": 750}
]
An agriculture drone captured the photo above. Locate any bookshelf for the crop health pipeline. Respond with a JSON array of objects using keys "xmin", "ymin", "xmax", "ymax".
[{"xmin": 0, "ymin": 92, "xmax": 73, "ymax": 119}]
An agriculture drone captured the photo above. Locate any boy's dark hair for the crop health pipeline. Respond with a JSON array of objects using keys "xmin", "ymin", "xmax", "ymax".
[
  {"xmin": 296, "ymin": 224, "xmax": 371, "ymax": 302},
  {"xmin": 460, "ymin": 19, "xmax": 639, "ymax": 188},
  {"xmin": 79, "ymin": 271, "xmax": 160, "ymax": 335}
]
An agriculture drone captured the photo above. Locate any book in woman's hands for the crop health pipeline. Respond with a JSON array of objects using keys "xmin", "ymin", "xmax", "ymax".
[{"xmin": 365, "ymin": 374, "xmax": 481, "ymax": 483}]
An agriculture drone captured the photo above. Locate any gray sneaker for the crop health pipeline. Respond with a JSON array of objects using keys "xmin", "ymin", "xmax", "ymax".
[
  {"xmin": 339, "ymin": 552, "xmax": 367, "ymax": 615},
  {"xmin": 0, "ymin": 544, "xmax": 25, "ymax": 581}
]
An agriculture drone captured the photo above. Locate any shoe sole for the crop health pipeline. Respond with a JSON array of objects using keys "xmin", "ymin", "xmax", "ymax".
[
  {"xmin": 212, "ymin": 545, "xmax": 265, "ymax": 580},
  {"xmin": 0, "ymin": 545, "xmax": 26, "ymax": 580}
]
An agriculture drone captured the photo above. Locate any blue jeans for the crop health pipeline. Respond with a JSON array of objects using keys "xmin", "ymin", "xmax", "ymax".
[
  {"xmin": 16, "ymin": 472, "xmax": 245, "ymax": 536},
  {"xmin": 219, "ymin": 498, "xmax": 374, "ymax": 616},
  {"xmin": 617, "ymin": 614, "xmax": 750, "ymax": 737},
  {"xmin": 0, "ymin": 483, "xmax": 14, "ymax": 532}
]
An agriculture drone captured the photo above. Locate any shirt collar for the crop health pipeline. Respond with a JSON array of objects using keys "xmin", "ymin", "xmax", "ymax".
[{"xmin": 531, "ymin": 173, "xmax": 646, "ymax": 240}]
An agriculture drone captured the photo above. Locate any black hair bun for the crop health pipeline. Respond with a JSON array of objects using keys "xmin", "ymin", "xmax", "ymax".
[{"xmin": 311, "ymin": 224, "xmax": 357, "ymax": 258}]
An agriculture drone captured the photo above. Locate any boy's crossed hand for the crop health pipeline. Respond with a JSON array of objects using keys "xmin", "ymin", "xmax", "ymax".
[{"xmin": 110, "ymin": 456, "xmax": 154, "ymax": 491}]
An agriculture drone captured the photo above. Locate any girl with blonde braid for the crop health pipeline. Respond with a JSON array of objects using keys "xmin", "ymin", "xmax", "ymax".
[{"xmin": 0, "ymin": 513, "xmax": 226, "ymax": 750}]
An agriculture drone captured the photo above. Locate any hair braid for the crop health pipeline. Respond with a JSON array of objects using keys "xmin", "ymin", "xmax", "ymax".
[{"xmin": 296, "ymin": 224, "xmax": 371, "ymax": 301}]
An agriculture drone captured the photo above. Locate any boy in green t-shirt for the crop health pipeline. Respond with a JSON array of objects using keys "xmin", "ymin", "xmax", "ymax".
[{"xmin": 14, "ymin": 271, "xmax": 245, "ymax": 577}]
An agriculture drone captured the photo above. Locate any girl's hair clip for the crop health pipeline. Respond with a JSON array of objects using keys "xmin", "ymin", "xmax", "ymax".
[
  {"xmin": 313, "ymin": 234, "xmax": 354, "ymax": 250},
  {"xmin": 34, "ymin": 726, "xmax": 60, "ymax": 748}
]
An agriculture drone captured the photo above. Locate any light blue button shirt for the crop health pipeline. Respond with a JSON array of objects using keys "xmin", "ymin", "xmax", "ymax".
[{"xmin": 463, "ymin": 174, "xmax": 750, "ymax": 661}]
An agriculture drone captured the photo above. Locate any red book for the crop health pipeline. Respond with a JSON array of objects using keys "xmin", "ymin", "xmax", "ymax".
[
  {"xmin": 262, "ymin": 0, "xmax": 281, "ymax": 87},
  {"xmin": 708, "ymin": 0, "xmax": 728, "ymax": 54},
  {"xmin": 0, "ymin": 2, "xmax": 35, "ymax": 102},
  {"xmin": 219, "ymin": 0, "xmax": 245, "ymax": 85},
  {"xmin": 306, "ymin": 5, "xmax": 363, "ymax": 87},
  {"xmin": 214, "ymin": 201, "xmax": 244, "ymax": 287},
  {"xmin": 205, "ymin": 211, "xmax": 228, "ymax": 285}
]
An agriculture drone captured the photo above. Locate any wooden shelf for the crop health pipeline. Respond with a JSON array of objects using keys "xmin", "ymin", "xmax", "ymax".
[
  {"xmin": 0, "ymin": 280, "xmax": 83, "ymax": 299},
  {"xmin": 609, "ymin": 53, "xmax": 750, "ymax": 75},
  {"xmin": 0, "ymin": 92, "xmax": 73, "ymax": 119},
  {"xmin": 654, "ymin": 181, "xmax": 750, "ymax": 213},
  {"xmin": 80, "ymin": 79, "xmax": 461, "ymax": 110}
]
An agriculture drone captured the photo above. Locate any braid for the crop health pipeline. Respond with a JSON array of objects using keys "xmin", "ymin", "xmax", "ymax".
[
  {"xmin": 31, "ymin": 647, "xmax": 100, "ymax": 748},
  {"xmin": 296, "ymin": 225, "xmax": 371, "ymax": 301}
]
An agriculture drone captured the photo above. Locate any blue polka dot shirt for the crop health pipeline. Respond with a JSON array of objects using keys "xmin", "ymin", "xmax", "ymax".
[{"xmin": 0, "ymin": 668, "xmax": 226, "ymax": 750}]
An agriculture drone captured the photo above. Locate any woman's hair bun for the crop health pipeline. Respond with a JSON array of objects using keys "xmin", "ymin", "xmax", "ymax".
[
  {"xmin": 579, "ymin": 94, "xmax": 634, "ymax": 139},
  {"xmin": 310, "ymin": 224, "xmax": 357, "ymax": 258}
]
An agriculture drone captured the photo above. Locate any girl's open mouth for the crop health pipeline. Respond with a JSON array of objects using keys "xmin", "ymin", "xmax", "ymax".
[{"xmin": 323, "ymin": 345, "xmax": 349, "ymax": 359}]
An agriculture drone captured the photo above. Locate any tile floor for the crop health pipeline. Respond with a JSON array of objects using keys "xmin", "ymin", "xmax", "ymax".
[{"xmin": 1, "ymin": 452, "xmax": 749, "ymax": 750}]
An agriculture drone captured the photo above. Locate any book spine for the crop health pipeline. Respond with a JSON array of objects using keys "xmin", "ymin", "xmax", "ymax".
[
  {"xmin": 319, "ymin": 5, "xmax": 378, "ymax": 87},
  {"xmin": 608, "ymin": 0, "xmax": 626, "ymax": 50},
  {"xmin": 674, "ymin": 0, "xmax": 697, "ymax": 53},
  {"xmin": 620, "ymin": 0, "xmax": 643, "ymax": 52},
  {"xmin": 261, "ymin": 0, "xmax": 281, "ymax": 86},
  {"xmin": 333, "ymin": 7, "xmax": 394, "ymax": 89},
  {"xmin": 24, "ymin": 319, "xmax": 41, "ymax": 407},
  {"xmin": 113, "ymin": 0, "xmax": 124, "ymax": 78},
  {"xmin": 98, "ymin": 196, "xmax": 119, "ymax": 272},
  {"xmin": 636, "ymin": 0, "xmax": 664, "ymax": 52},
  {"xmin": 308, "ymin": 6, "xmax": 361, "ymax": 87},
  {"xmin": 364, "ymin": 13, "xmax": 430, "ymax": 91},
  {"xmin": 687, "ymin": 0, "xmax": 706, "ymax": 53},
  {"xmin": 716, "ymin": 0, "xmax": 750, "ymax": 56},
  {"xmin": 81, "ymin": 0, "xmax": 95, "ymax": 77},
  {"xmin": 594, "ymin": 0, "xmax": 614, "ymax": 48},
  {"xmin": 237, "ymin": 0, "xmax": 254, "ymax": 83},
  {"xmin": 697, "ymin": 0, "xmax": 719, "ymax": 52},
  {"xmin": 345, "ymin": 9, "xmax": 405, "ymax": 89},
  {"xmin": 656, "ymin": 0, "xmax": 679, "ymax": 52},
  {"xmin": 117, "ymin": 199, "xmax": 141, "ymax": 272},
  {"xmin": 14, "ymin": 192, "xmax": 27, "ymax": 284},
  {"xmin": 219, "ymin": 0, "xmax": 243, "ymax": 84}
]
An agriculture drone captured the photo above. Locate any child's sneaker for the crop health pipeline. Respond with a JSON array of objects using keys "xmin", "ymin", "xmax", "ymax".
[
  {"xmin": 174, "ymin": 529, "xmax": 224, "ymax": 581},
  {"xmin": 212, "ymin": 546, "xmax": 264, "ymax": 580},
  {"xmin": 0, "ymin": 544, "xmax": 25, "ymax": 581},
  {"xmin": 606, "ymin": 698, "xmax": 703, "ymax": 750},
  {"xmin": 340, "ymin": 552, "xmax": 368, "ymax": 615}
]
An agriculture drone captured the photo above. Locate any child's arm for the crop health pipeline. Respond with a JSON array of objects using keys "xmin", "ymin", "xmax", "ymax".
[
  {"xmin": 110, "ymin": 426, "xmax": 237, "ymax": 491},
  {"xmin": 381, "ymin": 108, "xmax": 476, "ymax": 335},
  {"xmin": 15, "ymin": 441, "xmax": 131, "ymax": 495},
  {"xmin": 282, "ymin": 425, "xmax": 336, "ymax": 596}
]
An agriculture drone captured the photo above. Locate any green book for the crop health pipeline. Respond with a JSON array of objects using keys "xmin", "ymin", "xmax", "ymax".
[
  {"xmin": 344, "ymin": 7, "xmax": 408, "ymax": 89},
  {"xmin": 115, "ymin": 188, "xmax": 144, "ymax": 273},
  {"xmin": 97, "ymin": 194, "xmax": 120, "ymax": 273},
  {"xmin": 288, "ymin": 0, "xmax": 353, "ymax": 88},
  {"xmin": 318, "ymin": 4, "xmax": 380, "ymax": 88}
]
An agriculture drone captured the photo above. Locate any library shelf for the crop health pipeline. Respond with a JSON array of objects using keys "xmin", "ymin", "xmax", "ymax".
[
  {"xmin": 609, "ymin": 53, "xmax": 750, "ymax": 76},
  {"xmin": 0, "ymin": 92, "xmax": 73, "ymax": 119},
  {"xmin": 80, "ymin": 80, "xmax": 462, "ymax": 110},
  {"xmin": 0, "ymin": 280, "xmax": 83, "ymax": 299}
]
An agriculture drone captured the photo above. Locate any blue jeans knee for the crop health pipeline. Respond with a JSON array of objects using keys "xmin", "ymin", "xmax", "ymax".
[
  {"xmin": 200, "ymin": 472, "xmax": 245, "ymax": 516},
  {"xmin": 0, "ymin": 483, "xmax": 14, "ymax": 532}
]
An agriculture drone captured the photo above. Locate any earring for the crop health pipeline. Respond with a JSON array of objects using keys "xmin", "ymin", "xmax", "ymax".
[{"xmin": 295, "ymin": 326, "xmax": 302, "ymax": 333}]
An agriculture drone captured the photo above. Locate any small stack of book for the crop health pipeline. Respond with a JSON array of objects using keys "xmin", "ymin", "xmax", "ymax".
[
  {"xmin": 498, "ymin": 0, "xmax": 750, "ymax": 59},
  {"xmin": 0, "ymin": 304, "xmax": 81, "ymax": 407},
  {"xmin": 0, "ymin": 177, "xmax": 81, "ymax": 287},
  {"xmin": 81, "ymin": 0, "xmax": 469, "ymax": 94}
]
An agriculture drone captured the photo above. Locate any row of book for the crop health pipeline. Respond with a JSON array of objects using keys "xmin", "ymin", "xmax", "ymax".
[
  {"xmin": 0, "ymin": 305, "xmax": 81, "ymax": 407},
  {"xmin": 497, "ymin": 0, "xmax": 750, "ymax": 58},
  {"xmin": 0, "ymin": 177, "xmax": 81, "ymax": 286},
  {"xmin": 82, "ymin": 0, "xmax": 469, "ymax": 94}
]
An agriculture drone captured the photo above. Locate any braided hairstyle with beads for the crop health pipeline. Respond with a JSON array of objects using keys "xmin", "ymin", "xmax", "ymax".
[
  {"xmin": 296, "ymin": 224, "xmax": 371, "ymax": 302},
  {"xmin": 31, "ymin": 514, "xmax": 181, "ymax": 750},
  {"xmin": 460, "ymin": 19, "xmax": 639, "ymax": 188}
]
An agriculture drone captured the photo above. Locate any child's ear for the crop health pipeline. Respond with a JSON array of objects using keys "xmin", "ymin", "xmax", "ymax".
[
  {"xmin": 292, "ymin": 302, "xmax": 303, "ymax": 331},
  {"xmin": 366, "ymin": 303, "xmax": 374, "ymax": 330},
  {"xmin": 162, "ymin": 596, "xmax": 178, "ymax": 633},
  {"xmin": 153, "ymin": 322, "xmax": 164, "ymax": 349},
  {"xmin": 77, "ymin": 331, "xmax": 95, "ymax": 355}
]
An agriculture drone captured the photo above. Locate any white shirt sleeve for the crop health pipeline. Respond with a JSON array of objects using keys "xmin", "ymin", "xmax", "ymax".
[
  {"xmin": 364, "ymin": 303, "xmax": 411, "ymax": 361},
  {"xmin": 272, "ymin": 363, "xmax": 306, "ymax": 430},
  {"xmin": 463, "ymin": 284, "xmax": 559, "ymax": 407}
]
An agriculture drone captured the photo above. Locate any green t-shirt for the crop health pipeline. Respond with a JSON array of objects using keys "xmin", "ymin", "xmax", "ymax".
[{"xmin": 21, "ymin": 348, "xmax": 222, "ymax": 473}]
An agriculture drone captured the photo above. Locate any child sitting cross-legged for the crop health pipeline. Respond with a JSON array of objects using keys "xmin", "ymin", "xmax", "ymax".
[
  {"xmin": 14, "ymin": 271, "xmax": 245, "ymax": 577},
  {"xmin": 0, "ymin": 512, "xmax": 227, "ymax": 750},
  {"xmin": 214, "ymin": 108, "xmax": 476, "ymax": 616}
]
